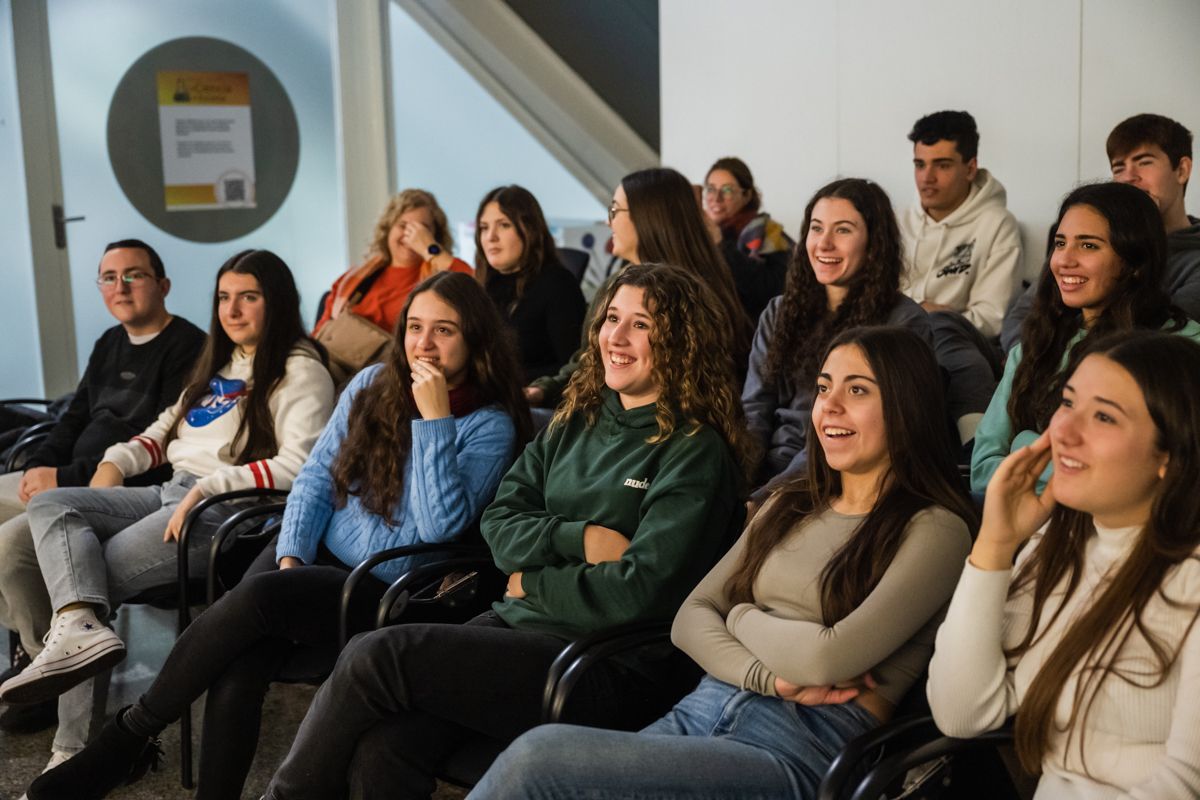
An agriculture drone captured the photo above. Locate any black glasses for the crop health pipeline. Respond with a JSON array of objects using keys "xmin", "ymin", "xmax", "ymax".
[{"xmin": 607, "ymin": 203, "xmax": 630, "ymax": 224}]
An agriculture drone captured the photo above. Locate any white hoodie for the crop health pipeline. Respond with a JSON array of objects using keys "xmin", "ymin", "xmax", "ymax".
[{"xmin": 900, "ymin": 169, "xmax": 1022, "ymax": 338}]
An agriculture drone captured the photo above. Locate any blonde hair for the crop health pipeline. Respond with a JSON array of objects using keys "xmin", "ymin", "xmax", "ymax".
[{"xmin": 368, "ymin": 189, "xmax": 454, "ymax": 262}]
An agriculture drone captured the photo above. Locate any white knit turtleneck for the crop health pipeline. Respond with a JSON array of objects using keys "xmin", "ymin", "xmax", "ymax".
[{"xmin": 927, "ymin": 522, "xmax": 1200, "ymax": 799}]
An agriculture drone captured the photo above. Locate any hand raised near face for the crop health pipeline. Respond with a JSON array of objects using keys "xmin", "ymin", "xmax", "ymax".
[
  {"xmin": 401, "ymin": 219, "xmax": 437, "ymax": 259},
  {"xmin": 410, "ymin": 357, "xmax": 451, "ymax": 420},
  {"xmin": 974, "ymin": 430, "xmax": 1057, "ymax": 570}
]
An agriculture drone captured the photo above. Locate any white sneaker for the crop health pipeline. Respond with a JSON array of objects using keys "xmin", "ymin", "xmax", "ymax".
[
  {"xmin": 42, "ymin": 749, "xmax": 74, "ymax": 772},
  {"xmin": 16, "ymin": 750, "xmax": 73, "ymax": 800},
  {"xmin": 0, "ymin": 609, "xmax": 126, "ymax": 705}
]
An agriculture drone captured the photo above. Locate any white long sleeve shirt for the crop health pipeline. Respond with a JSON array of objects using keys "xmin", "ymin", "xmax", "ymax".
[
  {"xmin": 101, "ymin": 344, "xmax": 334, "ymax": 496},
  {"xmin": 928, "ymin": 524, "xmax": 1200, "ymax": 799}
]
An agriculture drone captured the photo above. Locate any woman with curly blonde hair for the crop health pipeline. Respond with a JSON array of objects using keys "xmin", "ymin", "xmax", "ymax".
[
  {"xmin": 257, "ymin": 263, "xmax": 749, "ymax": 800},
  {"xmin": 313, "ymin": 190, "xmax": 473, "ymax": 378}
]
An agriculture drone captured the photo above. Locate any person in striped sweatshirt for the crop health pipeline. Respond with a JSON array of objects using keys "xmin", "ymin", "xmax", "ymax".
[
  {"xmin": 0, "ymin": 250, "xmax": 334, "ymax": 779},
  {"xmin": 19, "ymin": 270, "xmax": 532, "ymax": 800}
]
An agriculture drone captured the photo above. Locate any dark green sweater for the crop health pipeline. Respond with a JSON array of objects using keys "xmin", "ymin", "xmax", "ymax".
[{"xmin": 482, "ymin": 390, "xmax": 743, "ymax": 641}]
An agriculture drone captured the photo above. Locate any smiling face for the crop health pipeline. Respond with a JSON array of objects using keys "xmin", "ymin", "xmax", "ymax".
[
  {"xmin": 1049, "ymin": 353, "xmax": 1168, "ymax": 528},
  {"xmin": 807, "ymin": 197, "xmax": 869, "ymax": 307},
  {"xmin": 404, "ymin": 290, "xmax": 469, "ymax": 388},
  {"xmin": 703, "ymin": 168, "xmax": 752, "ymax": 226},
  {"xmin": 218, "ymin": 271, "xmax": 266, "ymax": 353},
  {"xmin": 599, "ymin": 285, "xmax": 657, "ymax": 408},
  {"xmin": 477, "ymin": 201, "xmax": 525, "ymax": 274},
  {"xmin": 812, "ymin": 343, "xmax": 889, "ymax": 481},
  {"xmin": 1050, "ymin": 204, "xmax": 1123, "ymax": 325},
  {"xmin": 387, "ymin": 206, "xmax": 436, "ymax": 267},
  {"xmin": 97, "ymin": 247, "xmax": 169, "ymax": 333},
  {"xmin": 607, "ymin": 184, "xmax": 640, "ymax": 263},
  {"xmin": 912, "ymin": 139, "xmax": 977, "ymax": 221}
]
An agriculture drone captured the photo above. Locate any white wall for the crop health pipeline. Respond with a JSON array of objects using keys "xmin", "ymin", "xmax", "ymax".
[
  {"xmin": 661, "ymin": 0, "xmax": 1200, "ymax": 283},
  {"xmin": 46, "ymin": 0, "xmax": 346, "ymax": 369},
  {"xmin": 0, "ymin": 0, "xmax": 43, "ymax": 396}
]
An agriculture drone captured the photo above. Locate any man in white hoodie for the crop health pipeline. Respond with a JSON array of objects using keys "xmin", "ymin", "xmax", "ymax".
[{"xmin": 900, "ymin": 110, "xmax": 1022, "ymax": 339}]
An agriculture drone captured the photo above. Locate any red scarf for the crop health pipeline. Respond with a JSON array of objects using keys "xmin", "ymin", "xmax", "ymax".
[{"xmin": 447, "ymin": 383, "xmax": 484, "ymax": 418}]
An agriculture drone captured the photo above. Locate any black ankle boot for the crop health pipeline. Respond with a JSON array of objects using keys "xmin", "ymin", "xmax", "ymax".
[{"xmin": 26, "ymin": 710, "xmax": 162, "ymax": 800}]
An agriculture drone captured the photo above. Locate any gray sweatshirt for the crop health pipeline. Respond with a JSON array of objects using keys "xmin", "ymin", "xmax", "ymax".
[{"xmin": 742, "ymin": 294, "xmax": 933, "ymax": 498}]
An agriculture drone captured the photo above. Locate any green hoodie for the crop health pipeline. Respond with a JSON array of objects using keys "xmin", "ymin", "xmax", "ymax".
[{"xmin": 482, "ymin": 390, "xmax": 743, "ymax": 641}]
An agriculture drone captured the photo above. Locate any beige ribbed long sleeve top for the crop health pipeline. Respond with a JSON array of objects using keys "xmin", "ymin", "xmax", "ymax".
[
  {"xmin": 928, "ymin": 524, "xmax": 1200, "ymax": 799},
  {"xmin": 671, "ymin": 505, "xmax": 971, "ymax": 706}
]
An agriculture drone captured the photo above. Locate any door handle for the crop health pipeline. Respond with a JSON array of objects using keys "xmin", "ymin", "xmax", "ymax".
[{"xmin": 52, "ymin": 204, "xmax": 85, "ymax": 249}]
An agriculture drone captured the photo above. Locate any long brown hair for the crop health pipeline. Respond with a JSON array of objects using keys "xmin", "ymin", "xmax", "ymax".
[
  {"xmin": 169, "ymin": 250, "xmax": 320, "ymax": 463},
  {"xmin": 725, "ymin": 327, "xmax": 976, "ymax": 622},
  {"xmin": 473, "ymin": 184, "xmax": 562, "ymax": 312},
  {"xmin": 552, "ymin": 262, "xmax": 755, "ymax": 480},
  {"xmin": 330, "ymin": 272, "xmax": 533, "ymax": 516},
  {"xmin": 621, "ymin": 167, "xmax": 754, "ymax": 373},
  {"xmin": 762, "ymin": 179, "xmax": 907, "ymax": 390},
  {"xmin": 1009, "ymin": 182, "xmax": 1186, "ymax": 432},
  {"xmin": 1008, "ymin": 332, "xmax": 1200, "ymax": 774}
]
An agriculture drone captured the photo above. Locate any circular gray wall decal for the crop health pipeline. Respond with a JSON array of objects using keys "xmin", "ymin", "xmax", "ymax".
[{"xmin": 106, "ymin": 36, "xmax": 300, "ymax": 242}]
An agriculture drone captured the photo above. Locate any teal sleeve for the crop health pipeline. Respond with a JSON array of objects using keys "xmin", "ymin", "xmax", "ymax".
[
  {"xmin": 970, "ymin": 346, "xmax": 1021, "ymax": 492},
  {"xmin": 480, "ymin": 431, "xmax": 587, "ymax": 572}
]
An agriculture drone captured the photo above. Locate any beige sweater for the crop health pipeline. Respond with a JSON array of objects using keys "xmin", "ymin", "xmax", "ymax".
[
  {"xmin": 928, "ymin": 524, "xmax": 1200, "ymax": 799},
  {"xmin": 672, "ymin": 505, "xmax": 971, "ymax": 705}
]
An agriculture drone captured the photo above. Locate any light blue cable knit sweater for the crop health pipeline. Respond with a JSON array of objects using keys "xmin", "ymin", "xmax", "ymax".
[{"xmin": 274, "ymin": 364, "xmax": 517, "ymax": 582}]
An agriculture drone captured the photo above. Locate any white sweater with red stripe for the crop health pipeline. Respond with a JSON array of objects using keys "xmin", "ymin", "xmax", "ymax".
[{"xmin": 101, "ymin": 344, "xmax": 334, "ymax": 496}]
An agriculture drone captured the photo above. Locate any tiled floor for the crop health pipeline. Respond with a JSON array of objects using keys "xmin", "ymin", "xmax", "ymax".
[{"xmin": 0, "ymin": 607, "xmax": 466, "ymax": 800}]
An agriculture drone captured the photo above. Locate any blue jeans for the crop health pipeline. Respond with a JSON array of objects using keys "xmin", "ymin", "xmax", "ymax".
[
  {"xmin": 470, "ymin": 675, "xmax": 879, "ymax": 800},
  {"xmin": 24, "ymin": 472, "xmax": 234, "ymax": 752}
]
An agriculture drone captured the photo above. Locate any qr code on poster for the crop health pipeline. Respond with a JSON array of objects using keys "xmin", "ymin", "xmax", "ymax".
[{"xmin": 224, "ymin": 178, "xmax": 246, "ymax": 202}]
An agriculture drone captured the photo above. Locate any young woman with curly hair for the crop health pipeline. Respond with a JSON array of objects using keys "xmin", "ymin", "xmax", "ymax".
[
  {"xmin": 472, "ymin": 326, "xmax": 976, "ymax": 800},
  {"xmin": 26, "ymin": 271, "xmax": 531, "ymax": 800},
  {"xmin": 743, "ymin": 178, "xmax": 933, "ymax": 499},
  {"xmin": 474, "ymin": 185, "xmax": 586, "ymax": 383},
  {"xmin": 255, "ymin": 263, "xmax": 751, "ymax": 800},
  {"xmin": 931, "ymin": 331, "xmax": 1200, "ymax": 797},
  {"xmin": 970, "ymin": 182, "xmax": 1200, "ymax": 492}
]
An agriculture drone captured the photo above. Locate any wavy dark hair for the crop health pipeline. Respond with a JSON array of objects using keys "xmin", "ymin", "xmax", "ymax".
[
  {"xmin": 473, "ymin": 185, "xmax": 562, "ymax": 313},
  {"xmin": 330, "ymin": 271, "xmax": 532, "ymax": 517},
  {"xmin": 169, "ymin": 250, "xmax": 320, "ymax": 463},
  {"xmin": 763, "ymin": 178, "xmax": 906, "ymax": 388},
  {"xmin": 1009, "ymin": 182, "xmax": 1186, "ymax": 433},
  {"xmin": 726, "ymin": 326, "xmax": 976, "ymax": 620},
  {"xmin": 621, "ymin": 167, "xmax": 754, "ymax": 374},
  {"xmin": 553, "ymin": 262, "xmax": 755, "ymax": 480},
  {"xmin": 706, "ymin": 156, "xmax": 762, "ymax": 214},
  {"xmin": 1008, "ymin": 332, "xmax": 1200, "ymax": 775}
]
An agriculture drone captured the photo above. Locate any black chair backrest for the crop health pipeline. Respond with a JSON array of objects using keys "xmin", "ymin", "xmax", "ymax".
[{"xmin": 557, "ymin": 247, "xmax": 589, "ymax": 283}]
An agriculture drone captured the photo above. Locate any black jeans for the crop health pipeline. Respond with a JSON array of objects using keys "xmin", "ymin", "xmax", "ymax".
[
  {"xmin": 264, "ymin": 612, "xmax": 663, "ymax": 800},
  {"xmin": 132, "ymin": 543, "xmax": 388, "ymax": 800}
]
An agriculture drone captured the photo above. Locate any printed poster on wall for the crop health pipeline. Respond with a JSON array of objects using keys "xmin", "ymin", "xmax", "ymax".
[{"xmin": 157, "ymin": 70, "xmax": 256, "ymax": 211}]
